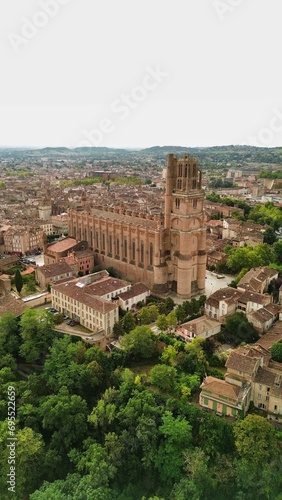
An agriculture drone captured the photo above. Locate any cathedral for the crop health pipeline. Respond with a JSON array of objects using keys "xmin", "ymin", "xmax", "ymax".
[{"xmin": 68, "ymin": 154, "xmax": 206, "ymax": 298}]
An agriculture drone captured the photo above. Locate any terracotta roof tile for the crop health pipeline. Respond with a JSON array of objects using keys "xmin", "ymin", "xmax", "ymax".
[
  {"xmin": 119, "ymin": 282, "xmax": 150, "ymax": 301},
  {"xmin": 201, "ymin": 376, "xmax": 241, "ymax": 400},
  {"xmin": 47, "ymin": 238, "xmax": 77, "ymax": 253},
  {"xmin": 38, "ymin": 261, "xmax": 73, "ymax": 278},
  {"xmin": 225, "ymin": 350, "xmax": 258, "ymax": 374},
  {"xmin": 0, "ymin": 293, "xmax": 27, "ymax": 317}
]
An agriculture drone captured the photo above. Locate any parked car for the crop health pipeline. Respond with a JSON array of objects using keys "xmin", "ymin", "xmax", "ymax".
[{"xmin": 67, "ymin": 320, "xmax": 78, "ymax": 326}]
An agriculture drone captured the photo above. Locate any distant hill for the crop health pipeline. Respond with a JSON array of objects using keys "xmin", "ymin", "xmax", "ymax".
[
  {"xmin": 1, "ymin": 145, "xmax": 282, "ymax": 167},
  {"xmin": 73, "ymin": 147, "xmax": 130, "ymax": 154},
  {"xmin": 39, "ymin": 147, "xmax": 71, "ymax": 154}
]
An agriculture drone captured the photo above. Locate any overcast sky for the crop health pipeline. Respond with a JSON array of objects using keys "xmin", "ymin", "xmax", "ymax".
[{"xmin": 1, "ymin": 0, "xmax": 282, "ymax": 149}]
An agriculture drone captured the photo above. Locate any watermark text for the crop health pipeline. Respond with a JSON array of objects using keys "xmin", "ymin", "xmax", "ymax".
[
  {"xmin": 78, "ymin": 65, "xmax": 169, "ymax": 148},
  {"xmin": 8, "ymin": 0, "xmax": 72, "ymax": 53},
  {"xmin": 7, "ymin": 386, "xmax": 16, "ymax": 494}
]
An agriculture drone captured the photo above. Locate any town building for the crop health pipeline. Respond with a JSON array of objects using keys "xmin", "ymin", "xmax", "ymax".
[
  {"xmin": 118, "ymin": 282, "xmax": 150, "ymax": 311},
  {"xmin": 44, "ymin": 238, "xmax": 94, "ymax": 274},
  {"xmin": 51, "ymin": 214, "xmax": 69, "ymax": 234},
  {"xmin": 176, "ymin": 316, "xmax": 221, "ymax": 342},
  {"xmin": 205, "ymin": 287, "xmax": 242, "ymax": 321},
  {"xmin": 51, "ymin": 270, "xmax": 150, "ymax": 335},
  {"xmin": 200, "ymin": 340, "xmax": 282, "ymax": 422},
  {"xmin": 237, "ymin": 267, "xmax": 278, "ymax": 294},
  {"xmin": 35, "ymin": 260, "xmax": 76, "ymax": 289},
  {"xmin": 51, "ymin": 270, "xmax": 123, "ymax": 335},
  {"xmin": 200, "ymin": 376, "xmax": 251, "ymax": 418},
  {"xmin": 3, "ymin": 226, "xmax": 44, "ymax": 255},
  {"xmin": 0, "ymin": 255, "xmax": 20, "ymax": 272},
  {"xmin": 68, "ymin": 154, "xmax": 207, "ymax": 298}
]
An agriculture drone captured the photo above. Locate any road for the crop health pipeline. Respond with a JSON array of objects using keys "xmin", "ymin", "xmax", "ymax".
[
  {"xmin": 28, "ymin": 253, "xmax": 44, "ymax": 266},
  {"xmin": 204, "ymin": 270, "xmax": 234, "ymax": 297},
  {"xmin": 171, "ymin": 270, "xmax": 235, "ymax": 305}
]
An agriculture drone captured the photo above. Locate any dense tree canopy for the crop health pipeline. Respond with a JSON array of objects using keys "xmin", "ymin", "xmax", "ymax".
[
  {"xmin": 226, "ymin": 244, "xmax": 273, "ymax": 273},
  {"xmin": 1, "ymin": 309, "xmax": 282, "ymax": 500},
  {"xmin": 222, "ymin": 312, "xmax": 259, "ymax": 345},
  {"xmin": 121, "ymin": 326, "xmax": 157, "ymax": 359}
]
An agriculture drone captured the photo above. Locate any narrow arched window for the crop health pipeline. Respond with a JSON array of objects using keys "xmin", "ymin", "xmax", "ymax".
[
  {"xmin": 149, "ymin": 243, "xmax": 153, "ymax": 266},
  {"xmin": 140, "ymin": 241, "xmax": 144, "ymax": 263}
]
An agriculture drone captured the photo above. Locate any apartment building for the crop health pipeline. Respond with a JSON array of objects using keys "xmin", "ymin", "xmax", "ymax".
[
  {"xmin": 35, "ymin": 260, "xmax": 76, "ymax": 289},
  {"xmin": 205, "ymin": 272, "xmax": 278, "ymax": 333},
  {"xmin": 118, "ymin": 282, "xmax": 150, "ymax": 311},
  {"xmin": 3, "ymin": 226, "xmax": 44, "ymax": 255},
  {"xmin": 51, "ymin": 271, "xmax": 129, "ymax": 335},
  {"xmin": 200, "ymin": 342, "xmax": 282, "ymax": 422},
  {"xmin": 237, "ymin": 266, "xmax": 278, "ymax": 294},
  {"xmin": 205, "ymin": 287, "xmax": 242, "ymax": 321},
  {"xmin": 51, "ymin": 214, "xmax": 68, "ymax": 234},
  {"xmin": 253, "ymin": 360, "xmax": 282, "ymax": 420}
]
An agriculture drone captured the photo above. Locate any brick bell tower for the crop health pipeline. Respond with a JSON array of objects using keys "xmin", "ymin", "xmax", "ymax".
[{"xmin": 165, "ymin": 153, "xmax": 206, "ymax": 298}]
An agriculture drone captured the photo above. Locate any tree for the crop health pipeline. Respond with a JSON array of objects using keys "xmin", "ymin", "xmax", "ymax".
[
  {"xmin": 161, "ymin": 345, "xmax": 178, "ymax": 365},
  {"xmin": 43, "ymin": 337, "xmax": 105, "ymax": 398},
  {"xmin": 178, "ymin": 373, "xmax": 201, "ymax": 395},
  {"xmin": 113, "ymin": 321, "xmax": 123, "ymax": 338},
  {"xmin": 23, "ymin": 274, "xmax": 37, "ymax": 294},
  {"xmin": 31, "ymin": 475, "xmax": 115, "ymax": 499},
  {"xmin": 226, "ymin": 244, "xmax": 273, "ymax": 273},
  {"xmin": 19, "ymin": 309, "xmax": 55, "ymax": 362},
  {"xmin": 121, "ymin": 326, "xmax": 157, "ymax": 359},
  {"xmin": 88, "ymin": 387, "xmax": 117, "ymax": 431},
  {"xmin": 167, "ymin": 310, "xmax": 177, "ymax": 328},
  {"xmin": 69, "ymin": 441, "xmax": 117, "ymax": 489},
  {"xmin": 263, "ymin": 226, "xmax": 278, "ymax": 245},
  {"xmin": 164, "ymin": 297, "xmax": 175, "ymax": 314},
  {"xmin": 154, "ymin": 411, "xmax": 192, "ymax": 482},
  {"xmin": 137, "ymin": 307, "xmax": 151, "ymax": 325},
  {"xmin": 234, "ymin": 415, "xmax": 280, "ymax": 466},
  {"xmin": 150, "ymin": 364, "xmax": 177, "ymax": 391},
  {"xmin": 0, "ymin": 423, "xmax": 44, "ymax": 499},
  {"xmin": 273, "ymin": 240, "xmax": 282, "ymax": 264},
  {"xmin": 136, "ymin": 416, "xmax": 159, "ymax": 469},
  {"xmin": 156, "ymin": 315, "xmax": 168, "ymax": 332},
  {"xmin": 0, "ymin": 313, "xmax": 20, "ymax": 358},
  {"xmin": 14, "ymin": 268, "xmax": 23, "ymax": 294},
  {"xmin": 53, "ymin": 312, "xmax": 64, "ymax": 325},
  {"xmin": 270, "ymin": 342, "xmax": 282, "ymax": 362},
  {"xmin": 39, "ymin": 386, "xmax": 88, "ymax": 452},
  {"xmin": 171, "ymin": 448, "xmax": 215, "ymax": 500},
  {"xmin": 157, "ymin": 301, "xmax": 167, "ymax": 315},
  {"xmin": 175, "ymin": 304, "xmax": 187, "ymax": 324},
  {"xmin": 148, "ymin": 305, "xmax": 159, "ymax": 322},
  {"xmin": 122, "ymin": 312, "xmax": 136, "ymax": 333},
  {"xmin": 223, "ymin": 312, "xmax": 259, "ymax": 345}
]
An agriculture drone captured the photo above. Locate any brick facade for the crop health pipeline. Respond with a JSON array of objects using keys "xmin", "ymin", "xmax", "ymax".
[{"xmin": 68, "ymin": 154, "xmax": 207, "ymax": 298}]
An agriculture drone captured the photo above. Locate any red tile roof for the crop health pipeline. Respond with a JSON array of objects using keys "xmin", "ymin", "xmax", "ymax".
[{"xmin": 47, "ymin": 238, "xmax": 77, "ymax": 253}]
